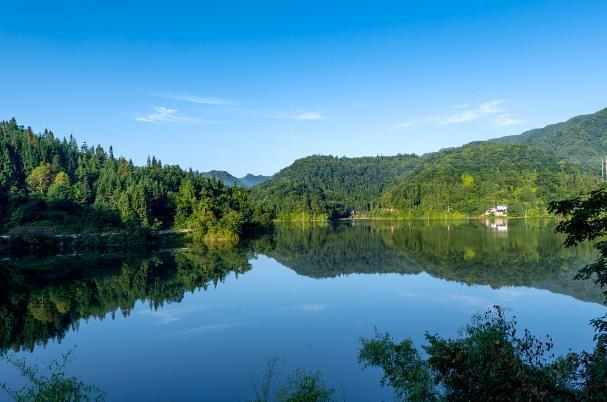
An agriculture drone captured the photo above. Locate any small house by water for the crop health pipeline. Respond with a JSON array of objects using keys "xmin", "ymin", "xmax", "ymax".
[{"xmin": 485, "ymin": 205, "xmax": 508, "ymax": 216}]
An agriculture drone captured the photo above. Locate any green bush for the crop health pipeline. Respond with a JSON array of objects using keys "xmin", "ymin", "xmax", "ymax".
[
  {"xmin": 1, "ymin": 349, "xmax": 104, "ymax": 401},
  {"xmin": 359, "ymin": 306, "xmax": 605, "ymax": 401}
]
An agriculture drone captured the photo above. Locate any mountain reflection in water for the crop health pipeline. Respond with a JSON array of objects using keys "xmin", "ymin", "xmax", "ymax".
[{"xmin": 0, "ymin": 219, "xmax": 601, "ymax": 354}]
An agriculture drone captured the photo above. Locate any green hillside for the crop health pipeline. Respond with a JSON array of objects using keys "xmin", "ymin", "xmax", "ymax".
[
  {"xmin": 250, "ymin": 154, "xmax": 419, "ymax": 220},
  {"xmin": 492, "ymin": 107, "xmax": 607, "ymax": 172},
  {"xmin": 381, "ymin": 142, "xmax": 599, "ymax": 218},
  {"xmin": 253, "ymin": 108, "xmax": 606, "ymax": 220}
]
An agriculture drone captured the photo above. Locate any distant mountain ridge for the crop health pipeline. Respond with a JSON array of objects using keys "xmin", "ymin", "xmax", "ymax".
[
  {"xmin": 200, "ymin": 170, "xmax": 270, "ymax": 188},
  {"xmin": 491, "ymin": 107, "xmax": 607, "ymax": 172},
  {"xmin": 253, "ymin": 106, "xmax": 607, "ymax": 219}
]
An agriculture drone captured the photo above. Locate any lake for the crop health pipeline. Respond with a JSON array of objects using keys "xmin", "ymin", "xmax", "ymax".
[{"xmin": 1, "ymin": 220, "xmax": 605, "ymax": 401}]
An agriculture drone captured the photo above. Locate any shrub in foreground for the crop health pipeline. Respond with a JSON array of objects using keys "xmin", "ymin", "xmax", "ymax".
[{"xmin": 359, "ymin": 306, "xmax": 606, "ymax": 401}]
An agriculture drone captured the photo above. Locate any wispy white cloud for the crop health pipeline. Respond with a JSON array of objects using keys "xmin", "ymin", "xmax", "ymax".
[
  {"xmin": 291, "ymin": 111, "xmax": 323, "ymax": 121},
  {"xmin": 155, "ymin": 93, "xmax": 235, "ymax": 105},
  {"xmin": 444, "ymin": 99, "xmax": 504, "ymax": 124},
  {"xmin": 138, "ymin": 305, "xmax": 218, "ymax": 325},
  {"xmin": 170, "ymin": 322, "xmax": 241, "ymax": 336},
  {"xmin": 395, "ymin": 99, "xmax": 522, "ymax": 128},
  {"xmin": 493, "ymin": 113, "xmax": 525, "ymax": 127},
  {"xmin": 135, "ymin": 106, "xmax": 208, "ymax": 125},
  {"xmin": 298, "ymin": 304, "xmax": 327, "ymax": 313}
]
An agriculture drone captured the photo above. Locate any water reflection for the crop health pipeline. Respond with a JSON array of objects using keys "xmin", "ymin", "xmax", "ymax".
[
  {"xmin": 0, "ymin": 220, "xmax": 602, "ymax": 355},
  {"xmin": 0, "ymin": 246, "xmax": 255, "ymax": 353},
  {"xmin": 483, "ymin": 218, "xmax": 508, "ymax": 232},
  {"xmin": 267, "ymin": 220, "xmax": 601, "ymax": 302}
]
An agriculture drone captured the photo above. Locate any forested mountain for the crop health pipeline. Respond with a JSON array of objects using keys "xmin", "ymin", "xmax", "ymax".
[
  {"xmin": 0, "ymin": 119, "xmax": 272, "ymax": 239},
  {"xmin": 252, "ymin": 108, "xmax": 606, "ymax": 220},
  {"xmin": 200, "ymin": 170, "xmax": 270, "ymax": 188},
  {"xmin": 3, "ymin": 106, "xmax": 605, "ymax": 227},
  {"xmin": 381, "ymin": 142, "xmax": 599, "ymax": 217},
  {"xmin": 492, "ymin": 107, "xmax": 607, "ymax": 172},
  {"xmin": 250, "ymin": 154, "xmax": 419, "ymax": 220}
]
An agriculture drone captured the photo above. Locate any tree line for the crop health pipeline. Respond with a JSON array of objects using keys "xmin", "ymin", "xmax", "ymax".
[
  {"xmin": 0, "ymin": 119, "xmax": 272, "ymax": 242},
  {"xmin": 250, "ymin": 154, "xmax": 419, "ymax": 220}
]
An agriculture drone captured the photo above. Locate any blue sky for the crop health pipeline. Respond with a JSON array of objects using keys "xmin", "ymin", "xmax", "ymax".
[{"xmin": 1, "ymin": 1, "xmax": 606, "ymax": 176}]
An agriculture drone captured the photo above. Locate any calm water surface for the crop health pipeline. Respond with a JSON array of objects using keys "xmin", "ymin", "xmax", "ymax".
[{"xmin": 1, "ymin": 220, "xmax": 605, "ymax": 401}]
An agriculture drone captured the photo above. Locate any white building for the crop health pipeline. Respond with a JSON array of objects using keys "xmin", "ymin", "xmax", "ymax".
[{"xmin": 486, "ymin": 205, "xmax": 508, "ymax": 216}]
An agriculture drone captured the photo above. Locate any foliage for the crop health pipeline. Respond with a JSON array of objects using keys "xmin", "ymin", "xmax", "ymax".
[
  {"xmin": 251, "ymin": 109, "xmax": 604, "ymax": 221},
  {"xmin": 251, "ymin": 154, "xmax": 419, "ymax": 220},
  {"xmin": 494, "ymin": 107, "xmax": 607, "ymax": 171},
  {"xmin": 276, "ymin": 369, "xmax": 335, "ymax": 402},
  {"xmin": 359, "ymin": 306, "xmax": 606, "ymax": 401},
  {"xmin": 549, "ymin": 187, "xmax": 607, "ymax": 343},
  {"xmin": 0, "ymin": 349, "xmax": 104, "ymax": 401},
  {"xmin": 382, "ymin": 142, "xmax": 599, "ymax": 217},
  {"xmin": 358, "ymin": 331, "xmax": 436, "ymax": 401},
  {"xmin": 251, "ymin": 358, "xmax": 282, "ymax": 402},
  {"xmin": 250, "ymin": 359, "xmax": 336, "ymax": 402},
  {"xmin": 0, "ymin": 119, "xmax": 272, "ymax": 240}
]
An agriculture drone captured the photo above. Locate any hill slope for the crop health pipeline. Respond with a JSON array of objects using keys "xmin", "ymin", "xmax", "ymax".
[
  {"xmin": 381, "ymin": 142, "xmax": 599, "ymax": 217},
  {"xmin": 250, "ymin": 154, "xmax": 419, "ymax": 219},
  {"xmin": 492, "ymin": 107, "xmax": 607, "ymax": 172},
  {"xmin": 253, "ymin": 108, "xmax": 606, "ymax": 220}
]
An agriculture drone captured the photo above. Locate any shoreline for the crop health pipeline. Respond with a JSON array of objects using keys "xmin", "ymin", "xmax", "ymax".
[{"xmin": 278, "ymin": 215, "xmax": 559, "ymax": 223}]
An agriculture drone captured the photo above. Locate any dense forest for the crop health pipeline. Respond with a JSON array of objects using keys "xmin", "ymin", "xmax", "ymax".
[
  {"xmin": 492, "ymin": 107, "xmax": 607, "ymax": 172},
  {"xmin": 3, "ymin": 107, "xmax": 606, "ymax": 229},
  {"xmin": 250, "ymin": 154, "xmax": 419, "ymax": 220},
  {"xmin": 251, "ymin": 109, "xmax": 606, "ymax": 220},
  {"xmin": 380, "ymin": 142, "xmax": 600, "ymax": 218},
  {"xmin": 0, "ymin": 119, "xmax": 272, "ymax": 241}
]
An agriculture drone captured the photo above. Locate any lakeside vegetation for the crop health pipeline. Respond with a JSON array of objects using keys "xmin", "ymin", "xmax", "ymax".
[
  {"xmin": 3, "ymin": 107, "xmax": 606, "ymax": 230},
  {"xmin": 0, "ymin": 119, "xmax": 272, "ymax": 243},
  {"xmin": 381, "ymin": 142, "xmax": 599, "ymax": 218}
]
